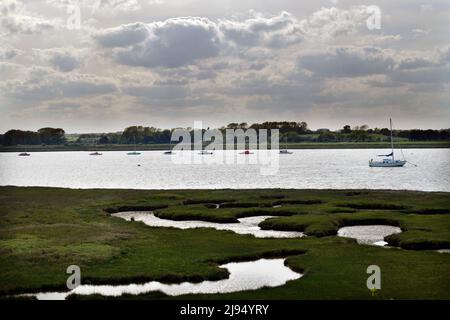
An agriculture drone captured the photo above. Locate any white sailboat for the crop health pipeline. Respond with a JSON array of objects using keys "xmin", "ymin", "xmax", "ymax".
[
  {"xmin": 127, "ymin": 137, "xmax": 141, "ymax": 155},
  {"xmin": 163, "ymin": 138, "xmax": 175, "ymax": 155},
  {"xmin": 199, "ymin": 148, "xmax": 214, "ymax": 155},
  {"xmin": 279, "ymin": 137, "xmax": 293, "ymax": 154},
  {"xmin": 19, "ymin": 146, "xmax": 30, "ymax": 156},
  {"xmin": 369, "ymin": 118, "xmax": 406, "ymax": 167}
]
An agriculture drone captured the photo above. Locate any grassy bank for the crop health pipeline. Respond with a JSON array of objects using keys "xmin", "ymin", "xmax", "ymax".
[
  {"xmin": 0, "ymin": 187, "xmax": 449, "ymax": 299},
  {"xmin": 1, "ymin": 140, "xmax": 449, "ymax": 153}
]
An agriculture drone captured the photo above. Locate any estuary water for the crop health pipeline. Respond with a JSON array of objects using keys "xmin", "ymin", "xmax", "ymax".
[
  {"xmin": 0, "ymin": 149, "xmax": 449, "ymax": 191},
  {"xmin": 337, "ymin": 225, "xmax": 402, "ymax": 246},
  {"xmin": 28, "ymin": 258, "xmax": 302, "ymax": 300},
  {"xmin": 112, "ymin": 212, "xmax": 305, "ymax": 238}
]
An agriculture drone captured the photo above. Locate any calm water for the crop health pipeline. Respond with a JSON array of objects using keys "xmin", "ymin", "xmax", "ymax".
[
  {"xmin": 337, "ymin": 225, "xmax": 402, "ymax": 246},
  {"xmin": 28, "ymin": 258, "xmax": 301, "ymax": 300},
  {"xmin": 0, "ymin": 149, "xmax": 449, "ymax": 191},
  {"xmin": 113, "ymin": 212, "xmax": 305, "ymax": 238}
]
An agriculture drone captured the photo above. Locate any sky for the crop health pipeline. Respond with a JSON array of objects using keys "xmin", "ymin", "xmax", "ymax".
[{"xmin": 0, "ymin": 0, "xmax": 449, "ymax": 133}]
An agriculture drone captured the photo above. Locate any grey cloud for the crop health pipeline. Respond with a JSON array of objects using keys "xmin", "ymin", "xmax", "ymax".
[
  {"xmin": 2, "ymin": 68, "xmax": 117, "ymax": 101},
  {"xmin": 123, "ymin": 84, "xmax": 189, "ymax": 100},
  {"xmin": 34, "ymin": 48, "xmax": 83, "ymax": 72},
  {"xmin": 49, "ymin": 51, "xmax": 81, "ymax": 72},
  {"xmin": 398, "ymin": 57, "xmax": 434, "ymax": 70},
  {"xmin": 298, "ymin": 47, "xmax": 396, "ymax": 77},
  {"xmin": 93, "ymin": 8, "xmax": 380, "ymax": 69},
  {"xmin": 0, "ymin": 47, "xmax": 21, "ymax": 60},
  {"xmin": 389, "ymin": 67, "xmax": 450, "ymax": 84},
  {"xmin": 108, "ymin": 18, "xmax": 221, "ymax": 68}
]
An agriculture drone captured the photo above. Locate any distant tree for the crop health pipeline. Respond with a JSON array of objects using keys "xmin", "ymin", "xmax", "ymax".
[
  {"xmin": 249, "ymin": 121, "xmax": 309, "ymax": 134},
  {"xmin": 350, "ymin": 130, "xmax": 370, "ymax": 142},
  {"xmin": 98, "ymin": 135, "xmax": 109, "ymax": 144},
  {"xmin": 318, "ymin": 131, "xmax": 338, "ymax": 142},
  {"xmin": 227, "ymin": 123, "xmax": 240, "ymax": 129},
  {"xmin": 298, "ymin": 121, "xmax": 308, "ymax": 133},
  {"xmin": 342, "ymin": 125, "xmax": 352, "ymax": 133},
  {"xmin": 38, "ymin": 128, "xmax": 65, "ymax": 144},
  {"xmin": 379, "ymin": 128, "xmax": 390, "ymax": 136},
  {"xmin": 360, "ymin": 124, "xmax": 369, "ymax": 131},
  {"xmin": 3, "ymin": 130, "xmax": 42, "ymax": 146}
]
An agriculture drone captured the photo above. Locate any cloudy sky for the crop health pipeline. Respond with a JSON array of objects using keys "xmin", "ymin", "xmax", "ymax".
[{"xmin": 0, "ymin": 0, "xmax": 449, "ymax": 133}]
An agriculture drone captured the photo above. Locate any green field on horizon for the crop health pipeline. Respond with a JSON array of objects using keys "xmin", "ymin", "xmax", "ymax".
[{"xmin": 1, "ymin": 140, "xmax": 449, "ymax": 153}]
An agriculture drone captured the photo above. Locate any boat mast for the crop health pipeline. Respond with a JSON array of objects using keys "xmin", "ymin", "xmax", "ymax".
[{"xmin": 390, "ymin": 118, "xmax": 394, "ymax": 161}]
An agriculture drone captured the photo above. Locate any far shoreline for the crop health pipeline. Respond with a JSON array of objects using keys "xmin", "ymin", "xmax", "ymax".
[{"xmin": 0, "ymin": 141, "xmax": 449, "ymax": 152}]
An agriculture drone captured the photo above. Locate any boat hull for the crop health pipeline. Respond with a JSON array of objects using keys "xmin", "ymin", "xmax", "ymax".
[{"xmin": 369, "ymin": 160, "xmax": 406, "ymax": 167}]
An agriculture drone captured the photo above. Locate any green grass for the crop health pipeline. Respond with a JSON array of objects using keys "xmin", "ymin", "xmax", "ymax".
[{"xmin": 0, "ymin": 187, "xmax": 449, "ymax": 299}]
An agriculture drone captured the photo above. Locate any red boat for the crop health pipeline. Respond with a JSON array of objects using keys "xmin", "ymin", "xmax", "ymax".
[{"xmin": 240, "ymin": 150, "xmax": 254, "ymax": 155}]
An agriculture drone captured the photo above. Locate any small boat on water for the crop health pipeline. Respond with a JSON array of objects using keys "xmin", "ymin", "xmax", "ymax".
[
  {"xmin": 198, "ymin": 150, "xmax": 214, "ymax": 155},
  {"xmin": 18, "ymin": 152, "xmax": 30, "ymax": 156},
  {"xmin": 279, "ymin": 137, "xmax": 293, "ymax": 154},
  {"xmin": 90, "ymin": 152, "xmax": 102, "ymax": 156},
  {"xmin": 240, "ymin": 149, "xmax": 254, "ymax": 155},
  {"xmin": 369, "ymin": 118, "xmax": 406, "ymax": 168},
  {"xmin": 127, "ymin": 137, "xmax": 141, "ymax": 155},
  {"xmin": 163, "ymin": 140, "xmax": 175, "ymax": 155}
]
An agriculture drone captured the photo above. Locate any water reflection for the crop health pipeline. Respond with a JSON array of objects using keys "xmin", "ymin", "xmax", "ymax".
[
  {"xmin": 1, "ymin": 149, "xmax": 448, "ymax": 191},
  {"xmin": 30, "ymin": 258, "xmax": 302, "ymax": 300},
  {"xmin": 113, "ymin": 212, "xmax": 304, "ymax": 238},
  {"xmin": 337, "ymin": 225, "xmax": 402, "ymax": 246}
]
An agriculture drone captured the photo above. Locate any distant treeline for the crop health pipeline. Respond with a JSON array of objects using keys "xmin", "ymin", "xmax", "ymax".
[
  {"xmin": 1, "ymin": 122, "xmax": 449, "ymax": 146},
  {"xmin": 0, "ymin": 128, "xmax": 66, "ymax": 146}
]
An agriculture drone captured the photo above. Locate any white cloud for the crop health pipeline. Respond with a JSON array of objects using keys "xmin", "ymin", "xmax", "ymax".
[
  {"xmin": 46, "ymin": 0, "xmax": 144, "ymax": 12},
  {"xmin": 298, "ymin": 6, "xmax": 371, "ymax": 41},
  {"xmin": 94, "ymin": 22, "xmax": 150, "ymax": 47},
  {"xmin": 93, "ymin": 7, "xmax": 383, "ymax": 69},
  {"xmin": 0, "ymin": 0, "xmax": 59, "ymax": 35},
  {"xmin": 98, "ymin": 17, "xmax": 222, "ymax": 68},
  {"xmin": 220, "ymin": 11, "xmax": 302, "ymax": 48}
]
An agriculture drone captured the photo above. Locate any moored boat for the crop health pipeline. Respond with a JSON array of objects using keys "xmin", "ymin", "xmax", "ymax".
[{"xmin": 369, "ymin": 118, "xmax": 406, "ymax": 168}]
